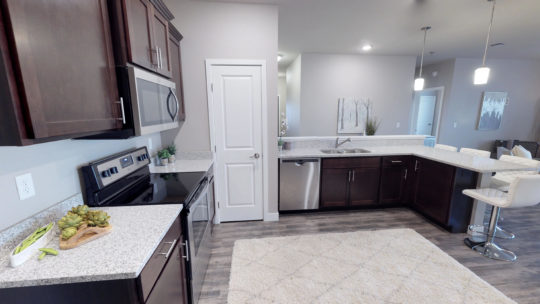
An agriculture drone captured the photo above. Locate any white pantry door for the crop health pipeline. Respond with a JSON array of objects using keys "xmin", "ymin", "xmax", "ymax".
[{"xmin": 209, "ymin": 64, "xmax": 264, "ymax": 222}]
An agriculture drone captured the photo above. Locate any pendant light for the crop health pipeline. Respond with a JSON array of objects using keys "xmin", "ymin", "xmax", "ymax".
[
  {"xmin": 474, "ymin": 0, "xmax": 497, "ymax": 85},
  {"xmin": 414, "ymin": 26, "xmax": 431, "ymax": 91}
]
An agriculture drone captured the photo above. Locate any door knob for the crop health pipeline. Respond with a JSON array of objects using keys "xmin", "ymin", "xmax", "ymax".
[{"xmin": 250, "ymin": 153, "xmax": 260, "ymax": 159}]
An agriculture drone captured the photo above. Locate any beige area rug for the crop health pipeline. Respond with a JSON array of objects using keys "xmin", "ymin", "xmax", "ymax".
[{"xmin": 227, "ymin": 229, "xmax": 516, "ymax": 304}]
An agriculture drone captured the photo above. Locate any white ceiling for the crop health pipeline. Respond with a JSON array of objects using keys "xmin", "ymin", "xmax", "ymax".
[{"xmin": 206, "ymin": 0, "xmax": 540, "ymax": 71}]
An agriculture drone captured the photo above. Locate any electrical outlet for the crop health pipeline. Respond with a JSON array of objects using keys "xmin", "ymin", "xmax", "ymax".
[
  {"xmin": 396, "ymin": 122, "xmax": 401, "ymax": 128},
  {"xmin": 453, "ymin": 122, "xmax": 458, "ymax": 128},
  {"xmin": 15, "ymin": 173, "xmax": 35, "ymax": 200}
]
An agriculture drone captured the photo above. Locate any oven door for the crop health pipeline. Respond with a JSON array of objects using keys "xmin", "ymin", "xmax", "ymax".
[
  {"xmin": 186, "ymin": 181, "xmax": 211, "ymax": 304},
  {"xmin": 127, "ymin": 66, "xmax": 180, "ymax": 136}
]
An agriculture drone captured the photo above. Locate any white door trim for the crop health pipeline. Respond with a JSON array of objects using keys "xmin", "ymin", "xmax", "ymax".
[
  {"xmin": 205, "ymin": 59, "xmax": 274, "ymax": 224},
  {"xmin": 410, "ymin": 86, "xmax": 445, "ymax": 140}
]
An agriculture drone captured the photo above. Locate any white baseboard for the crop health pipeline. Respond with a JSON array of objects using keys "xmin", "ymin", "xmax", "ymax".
[{"xmin": 264, "ymin": 212, "xmax": 279, "ymax": 221}]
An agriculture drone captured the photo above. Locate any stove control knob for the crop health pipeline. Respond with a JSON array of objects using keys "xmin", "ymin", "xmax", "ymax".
[
  {"xmin": 110, "ymin": 167, "xmax": 119, "ymax": 174},
  {"xmin": 145, "ymin": 153, "xmax": 149, "ymax": 160},
  {"xmin": 101, "ymin": 170, "xmax": 111, "ymax": 178},
  {"xmin": 137, "ymin": 155, "xmax": 144, "ymax": 161}
]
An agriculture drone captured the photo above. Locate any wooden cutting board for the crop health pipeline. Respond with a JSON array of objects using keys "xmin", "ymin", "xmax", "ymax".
[{"xmin": 59, "ymin": 225, "xmax": 112, "ymax": 250}]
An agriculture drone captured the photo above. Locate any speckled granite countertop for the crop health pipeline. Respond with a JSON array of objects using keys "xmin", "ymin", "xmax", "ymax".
[
  {"xmin": 279, "ymin": 145, "xmax": 536, "ymax": 173},
  {"xmin": 149, "ymin": 159, "xmax": 213, "ymax": 174},
  {"xmin": 0, "ymin": 204, "xmax": 183, "ymax": 288}
]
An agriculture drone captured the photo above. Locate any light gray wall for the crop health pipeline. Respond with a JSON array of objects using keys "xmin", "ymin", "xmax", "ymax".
[
  {"xmin": 0, "ymin": 134, "xmax": 161, "ymax": 231},
  {"xmin": 426, "ymin": 58, "xmax": 540, "ymax": 150},
  {"xmin": 285, "ymin": 55, "xmax": 301, "ymax": 136},
  {"xmin": 292, "ymin": 53, "xmax": 416, "ymax": 136},
  {"xmin": 163, "ymin": 0, "xmax": 279, "ymax": 213}
]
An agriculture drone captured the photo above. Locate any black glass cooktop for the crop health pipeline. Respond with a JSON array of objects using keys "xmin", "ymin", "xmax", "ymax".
[{"xmin": 97, "ymin": 171, "xmax": 206, "ymax": 207}]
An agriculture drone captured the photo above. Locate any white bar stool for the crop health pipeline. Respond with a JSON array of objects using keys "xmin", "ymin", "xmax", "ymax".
[
  {"xmin": 462, "ymin": 175, "xmax": 540, "ymax": 261},
  {"xmin": 492, "ymin": 155, "xmax": 540, "ymax": 191},
  {"xmin": 435, "ymin": 144, "xmax": 458, "ymax": 152},
  {"xmin": 460, "ymin": 148, "xmax": 491, "ymax": 158}
]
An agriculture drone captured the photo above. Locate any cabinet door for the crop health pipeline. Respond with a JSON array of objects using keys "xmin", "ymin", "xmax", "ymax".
[
  {"xmin": 169, "ymin": 28, "xmax": 186, "ymax": 121},
  {"xmin": 320, "ymin": 168, "xmax": 349, "ymax": 208},
  {"xmin": 152, "ymin": 10, "xmax": 172, "ymax": 77},
  {"xmin": 146, "ymin": 243, "xmax": 186, "ymax": 304},
  {"xmin": 349, "ymin": 168, "xmax": 380, "ymax": 206},
  {"xmin": 412, "ymin": 158, "xmax": 455, "ymax": 224},
  {"xmin": 3, "ymin": 0, "xmax": 121, "ymax": 139},
  {"xmin": 380, "ymin": 157, "xmax": 410, "ymax": 205},
  {"xmin": 124, "ymin": 0, "xmax": 156, "ymax": 71}
]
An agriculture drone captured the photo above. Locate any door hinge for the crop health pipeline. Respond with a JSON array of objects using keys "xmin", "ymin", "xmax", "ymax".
[
  {"xmin": 210, "ymin": 83, "xmax": 214, "ymax": 92},
  {"xmin": 217, "ymin": 201, "xmax": 220, "ymax": 208},
  {"xmin": 214, "ymin": 145, "xmax": 217, "ymax": 153}
]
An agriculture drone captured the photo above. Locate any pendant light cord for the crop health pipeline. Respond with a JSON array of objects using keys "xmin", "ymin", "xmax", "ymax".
[
  {"xmin": 482, "ymin": 0, "xmax": 496, "ymax": 66},
  {"xmin": 418, "ymin": 27, "xmax": 429, "ymax": 78}
]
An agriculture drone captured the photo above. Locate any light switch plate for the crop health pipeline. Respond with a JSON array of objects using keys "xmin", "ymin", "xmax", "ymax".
[{"xmin": 15, "ymin": 173, "xmax": 35, "ymax": 200}]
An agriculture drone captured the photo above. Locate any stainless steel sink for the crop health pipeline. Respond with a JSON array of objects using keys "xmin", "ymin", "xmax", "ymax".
[{"xmin": 320, "ymin": 148, "xmax": 370, "ymax": 154}]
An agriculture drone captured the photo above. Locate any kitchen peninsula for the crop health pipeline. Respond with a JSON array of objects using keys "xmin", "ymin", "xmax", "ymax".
[{"xmin": 278, "ymin": 136, "xmax": 535, "ymax": 233}]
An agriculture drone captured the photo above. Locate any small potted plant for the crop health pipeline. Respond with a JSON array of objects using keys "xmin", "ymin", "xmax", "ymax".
[
  {"xmin": 365, "ymin": 117, "xmax": 381, "ymax": 136},
  {"xmin": 158, "ymin": 149, "xmax": 171, "ymax": 165},
  {"xmin": 167, "ymin": 144, "xmax": 176, "ymax": 163},
  {"xmin": 278, "ymin": 137, "xmax": 284, "ymax": 152}
]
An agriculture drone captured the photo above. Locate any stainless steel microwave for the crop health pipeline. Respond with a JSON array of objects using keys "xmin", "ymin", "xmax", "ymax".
[{"xmin": 127, "ymin": 66, "xmax": 180, "ymax": 136}]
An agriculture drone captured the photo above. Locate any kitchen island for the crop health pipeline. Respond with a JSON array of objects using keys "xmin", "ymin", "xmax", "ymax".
[{"xmin": 279, "ymin": 143, "xmax": 536, "ymax": 233}]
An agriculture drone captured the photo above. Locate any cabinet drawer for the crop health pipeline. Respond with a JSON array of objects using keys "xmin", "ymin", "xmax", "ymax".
[
  {"xmin": 322, "ymin": 157, "xmax": 381, "ymax": 169},
  {"xmin": 138, "ymin": 216, "xmax": 181, "ymax": 302},
  {"xmin": 382, "ymin": 156, "xmax": 410, "ymax": 167}
]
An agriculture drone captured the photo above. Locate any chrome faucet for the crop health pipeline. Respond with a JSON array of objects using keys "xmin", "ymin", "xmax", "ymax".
[{"xmin": 335, "ymin": 137, "xmax": 351, "ymax": 148}]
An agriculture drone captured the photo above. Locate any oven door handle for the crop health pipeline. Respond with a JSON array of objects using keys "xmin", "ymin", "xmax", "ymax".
[{"xmin": 182, "ymin": 241, "xmax": 190, "ymax": 261}]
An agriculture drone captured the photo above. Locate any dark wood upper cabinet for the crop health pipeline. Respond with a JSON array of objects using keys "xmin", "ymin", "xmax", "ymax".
[
  {"xmin": 168, "ymin": 24, "xmax": 185, "ymax": 121},
  {"xmin": 0, "ymin": 0, "xmax": 122, "ymax": 144},
  {"xmin": 152, "ymin": 11, "xmax": 171, "ymax": 77},
  {"xmin": 380, "ymin": 156, "xmax": 411, "ymax": 205},
  {"xmin": 123, "ymin": 0, "xmax": 155, "ymax": 71},
  {"xmin": 120, "ymin": 0, "xmax": 173, "ymax": 77}
]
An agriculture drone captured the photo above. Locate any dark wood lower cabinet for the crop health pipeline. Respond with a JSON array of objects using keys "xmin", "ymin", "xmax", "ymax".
[
  {"xmin": 411, "ymin": 157, "xmax": 478, "ymax": 232},
  {"xmin": 320, "ymin": 168, "xmax": 349, "ymax": 208},
  {"xmin": 316, "ymin": 156, "xmax": 477, "ymax": 233},
  {"xmin": 320, "ymin": 157, "xmax": 381, "ymax": 208},
  {"xmin": 0, "ymin": 216, "xmax": 188, "ymax": 304},
  {"xmin": 379, "ymin": 156, "xmax": 411, "ymax": 205},
  {"xmin": 350, "ymin": 168, "xmax": 380, "ymax": 206}
]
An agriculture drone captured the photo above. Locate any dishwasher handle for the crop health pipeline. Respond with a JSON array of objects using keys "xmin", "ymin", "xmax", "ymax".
[{"xmin": 281, "ymin": 159, "xmax": 320, "ymax": 166}]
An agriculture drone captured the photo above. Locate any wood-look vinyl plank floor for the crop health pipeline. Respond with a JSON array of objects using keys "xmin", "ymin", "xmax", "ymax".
[{"xmin": 198, "ymin": 206, "xmax": 540, "ymax": 304}]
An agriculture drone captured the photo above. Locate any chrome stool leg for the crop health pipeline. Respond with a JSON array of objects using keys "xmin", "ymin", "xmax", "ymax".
[
  {"xmin": 467, "ymin": 224, "xmax": 515, "ymax": 239},
  {"xmin": 472, "ymin": 206, "xmax": 517, "ymax": 262}
]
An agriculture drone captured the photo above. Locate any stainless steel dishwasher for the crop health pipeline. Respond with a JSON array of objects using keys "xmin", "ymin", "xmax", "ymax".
[{"xmin": 279, "ymin": 158, "xmax": 320, "ymax": 211}]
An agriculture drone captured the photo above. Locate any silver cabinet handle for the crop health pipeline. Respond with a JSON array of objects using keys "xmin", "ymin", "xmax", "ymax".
[
  {"xmin": 182, "ymin": 241, "xmax": 189, "ymax": 261},
  {"xmin": 348, "ymin": 170, "xmax": 351, "ymax": 182},
  {"xmin": 352, "ymin": 170, "xmax": 355, "ymax": 182},
  {"xmin": 414, "ymin": 160, "xmax": 419, "ymax": 172},
  {"xmin": 158, "ymin": 47, "xmax": 163, "ymax": 69},
  {"xmin": 116, "ymin": 97, "xmax": 126, "ymax": 124},
  {"xmin": 250, "ymin": 153, "xmax": 260, "ymax": 159},
  {"xmin": 158, "ymin": 239, "xmax": 177, "ymax": 259},
  {"xmin": 391, "ymin": 160, "xmax": 403, "ymax": 164},
  {"xmin": 404, "ymin": 168, "xmax": 408, "ymax": 180},
  {"xmin": 151, "ymin": 47, "xmax": 158, "ymax": 67}
]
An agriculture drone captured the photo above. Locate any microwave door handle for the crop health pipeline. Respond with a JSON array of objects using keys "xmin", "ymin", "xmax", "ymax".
[
  {"xmin": 169, "ymin": 88, "xmax": 179, "ymax": 120},
  {"xmin": 166, "ymin": 90, "xmax": 174, "ymax": 121}
]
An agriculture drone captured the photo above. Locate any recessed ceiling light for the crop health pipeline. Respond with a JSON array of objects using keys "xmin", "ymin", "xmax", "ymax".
[
  {"xmin": 277, "ymin": 54, "xmax": 283, "ymax": 62},
  {"xmin": 362, "ymin": 44, "xmax": 372, "ymax": 51}
]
